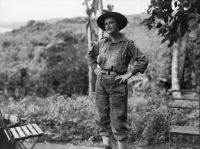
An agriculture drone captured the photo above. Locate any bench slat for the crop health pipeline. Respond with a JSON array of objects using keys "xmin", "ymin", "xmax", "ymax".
[
  {"xmin": 172, "ymin": 97, "xmax": 199, "ymax": 101},
  {"xmin": 10, "ymin": 128, "xmax": 20, "ymax": 139},
  {"xmin": 21, "ymin": 125, "xmax": 32, "ymax": 136},
  {"xmin": 4, "ymin": 129, "xmax": 11, "ymax": 141},
  {"xmin": 7, "ymin": 123, "xmax": 44, "ymax": 141},
  {"xmin": 170, "ymin": 126, "xmax": 200, "ymax": 135},
  {"xmin": 32, "ymin": 123, "xmax": 43, "ymax": 134},
  {"xmin": 168, "ymin": 106, "xmax": 199, "ymax": 109},
  {"xmin": 27, "ymin": 124, "xmax": 38, "ymax": 135},
  {"xmin": 16, "ymin": 127, "xmax": 26, "ymax": 138}
]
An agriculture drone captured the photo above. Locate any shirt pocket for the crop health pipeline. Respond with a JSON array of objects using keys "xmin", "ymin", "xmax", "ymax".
[
  {"xmin": 97, "ymin": 47, "xmax": 108, "ymax": 64},
  {"xmin": 110, "ymin": 50, "xmax": 120, "ymax": 64}
]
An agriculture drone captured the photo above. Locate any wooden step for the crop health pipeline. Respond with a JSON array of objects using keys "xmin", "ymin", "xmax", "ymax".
[{"xmin": 170, "ymin": 126, "xmax": 200, "ymax": 135}]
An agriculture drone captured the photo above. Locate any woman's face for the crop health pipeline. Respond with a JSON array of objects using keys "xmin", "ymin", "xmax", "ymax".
[{"xmin": 104, "ymin": 17, "xmax": 119, "ymax": 35}]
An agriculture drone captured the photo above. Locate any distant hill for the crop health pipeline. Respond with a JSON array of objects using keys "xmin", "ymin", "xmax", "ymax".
[
  {"xmin": 0, "ymin": 28, "xmax": 13, "ymax": 34},
  {"xmin": 0, "ymin": 22, "xmax": 26, "ymax": 29},
  {"xmin": 0, "ymin": 18, "xmax": 65, "ymax": 34},
  {"xmin": 0, "ymin": 17, "xmax": 86, "ymax": 29}
]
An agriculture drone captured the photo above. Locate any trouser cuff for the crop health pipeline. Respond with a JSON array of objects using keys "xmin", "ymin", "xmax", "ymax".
[{"xmin": 113, "ymin": 134, "xmax": 128, "ymax": 141}]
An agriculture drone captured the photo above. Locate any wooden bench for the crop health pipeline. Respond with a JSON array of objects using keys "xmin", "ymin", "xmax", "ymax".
[
  {"xmin": 167, "ymin": 90, "xmax": 200, "ymax": 148},
  {"xmin": 0, "ymin": 112, "xmax": 44, "ymax": 149}
]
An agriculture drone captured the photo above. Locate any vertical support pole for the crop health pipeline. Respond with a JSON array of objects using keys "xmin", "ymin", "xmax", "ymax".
[{"xmin": 98, "ymin": 0, "xmax": 103, "ymax": 40}]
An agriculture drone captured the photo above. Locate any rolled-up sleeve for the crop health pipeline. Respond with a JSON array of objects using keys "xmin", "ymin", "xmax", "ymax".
[
  {"xmin": 128, "ymin": 41, "xmax": 148, "ymax": 74},
  {"xmin": 87, "ymin": 43, "xmax": 99, "ymax": 71}
]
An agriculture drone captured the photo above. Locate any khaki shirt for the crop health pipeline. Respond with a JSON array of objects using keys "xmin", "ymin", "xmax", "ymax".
[{"xmin": 88, "ymin": 34, "xmax": 148, "ymax": 74}]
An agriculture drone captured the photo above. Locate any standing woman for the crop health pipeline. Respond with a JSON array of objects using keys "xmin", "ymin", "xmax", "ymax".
[{"xmin": 88, "ymin": 12, "xmax": 148, "ymax": 149}]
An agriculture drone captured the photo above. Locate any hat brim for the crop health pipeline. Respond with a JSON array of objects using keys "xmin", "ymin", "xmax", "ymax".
[{"xmin": 97, "ymin": 12, "xmax": 128, "ymax": 31}]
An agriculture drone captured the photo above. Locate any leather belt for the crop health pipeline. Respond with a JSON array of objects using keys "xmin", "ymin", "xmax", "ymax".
[
  {"xmin": 102, "ymin": 70, "xmax": 117, "ymax": 75},
  {"xmin": 101, "ymin": 69, "xmax": 125, "ymax": 75}
]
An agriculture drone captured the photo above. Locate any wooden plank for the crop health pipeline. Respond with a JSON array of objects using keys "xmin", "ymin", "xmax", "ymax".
[
  {"xmin": 168, "ymin": 106, "xmax": 199, "ymax": 109},
  {"xmin": 27, "ymin": 124, "xmax": 38, "ymax": 135},
  {"xmin": 170, "ymin": 126, "xmax": 200, "ymax": 135},
  {"xmin": 4, "ymin": 129, "xmax": 11, "ymax": 141},
  {"xmin": 16, "ymin": 127, "xmax": 26, "ymax": 138},
  {"xmin": 10, "ymin": 128, "xmax": 20, "ymax": 139},
  {"xmin": 21, "ymin": 125, "xmax": 32, "ymax": 136},
  {"xmin": 32, "ymin": 123, "xmax": 44, "ymax": 134},
  {"xmin": 172, "ymin": 97, "xmax": 199, "ymax": 101}
]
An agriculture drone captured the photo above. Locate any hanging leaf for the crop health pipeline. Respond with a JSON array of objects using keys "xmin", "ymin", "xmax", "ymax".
[
  {"xmin": 141, "ymin": 16, "xmax": 155, "ymax": 26},
  {"xmin": 142, "ymin": 0, "xmax": 199, "ymax": 46},
  {"xmin": 148, "ymin": 24, "xmax": 153, "ymax": 30},
  {"xmin": 107, "ymin": 4, "xmax": 114, "ymax": 12},
  {"xmin": 156, "ymin": 23, "xmax": 163, "ymax": 28},
  {"xmin": 157, "ymin": 28, "xmax": 167, "ymax": 36},
  {"xmin": 161, "ymin": 37, "xmax": 168, "ymax": 44}
]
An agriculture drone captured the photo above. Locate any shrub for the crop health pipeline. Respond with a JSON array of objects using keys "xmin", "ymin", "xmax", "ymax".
[
  {"xmin": 127, "ymin": 95, "xmax": 168, "ymax": 145},
  {"xmin": 1, "ymin": 95, "xmax": 98, "ymax": 143}
]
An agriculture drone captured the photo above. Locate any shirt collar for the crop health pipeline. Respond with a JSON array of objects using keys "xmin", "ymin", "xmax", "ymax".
[{"xmin": 107, "ymin": 33, "xmax": 126, "ymax": 43}]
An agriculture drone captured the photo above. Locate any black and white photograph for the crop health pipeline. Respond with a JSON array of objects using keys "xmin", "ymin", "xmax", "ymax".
[{"xmin": 0, "ymin": 0, "xmax": 199, "ymax": 149}]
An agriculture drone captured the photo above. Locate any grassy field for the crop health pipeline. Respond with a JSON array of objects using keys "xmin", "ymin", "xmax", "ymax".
[{"xmin": 1, "ymin": 93, "xmax": 198, "ymax": 148}]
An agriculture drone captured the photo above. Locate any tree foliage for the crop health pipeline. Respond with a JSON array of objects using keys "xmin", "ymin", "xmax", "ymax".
[
  {"xmin": 142, "ymin": 0, "xmax": 200, "ymax": 47},
  {"xmin": 0, "ymin": 19, "xmax": 89, "ymax": 98}
]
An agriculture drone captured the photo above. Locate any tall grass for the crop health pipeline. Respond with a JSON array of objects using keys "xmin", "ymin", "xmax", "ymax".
[{"xmin": 1, "ymin": 93, "xmax": 169, "ymax": 145}]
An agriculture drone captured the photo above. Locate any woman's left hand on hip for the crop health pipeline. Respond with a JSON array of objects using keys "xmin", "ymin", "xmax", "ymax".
[{"xmin": 115, "ymin": 72, "xmax": 132, "ymax": 84}]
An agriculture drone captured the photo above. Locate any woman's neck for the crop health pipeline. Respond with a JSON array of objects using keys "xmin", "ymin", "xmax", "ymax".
[{"xmin": 109, "ymin": 32, "xmax": 121, "ymax": 42}]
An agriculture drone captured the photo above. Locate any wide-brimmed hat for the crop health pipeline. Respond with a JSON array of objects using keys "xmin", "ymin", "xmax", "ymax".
[{"xmin": 97, "ymin": 12, "xmax": 128, "ymax": 31}]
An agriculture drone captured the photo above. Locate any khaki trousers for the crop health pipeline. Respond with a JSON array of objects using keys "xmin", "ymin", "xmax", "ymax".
[{"xmin": 95, "ymin": 73, "xmax": 128, "ymax": 141}]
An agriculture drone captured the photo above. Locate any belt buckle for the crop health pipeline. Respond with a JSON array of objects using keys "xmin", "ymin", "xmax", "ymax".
[{"xmin": 102, "ymin": 69, "xmax": 110, "ymax": 75}]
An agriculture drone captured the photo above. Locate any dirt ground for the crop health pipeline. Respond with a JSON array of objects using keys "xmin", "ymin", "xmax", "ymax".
[
  {"xmin": 25, "ymin": 143, "xmax": 169, "ymax": 149},
  {"xmin": 25, "ymin": 142, "xmax": 198, "ymax": 149}
]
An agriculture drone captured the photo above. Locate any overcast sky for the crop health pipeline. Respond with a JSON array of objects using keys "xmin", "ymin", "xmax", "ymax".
[{"xmin": 0, "ymin": 0, "xmax": 150, "ymax": 23}]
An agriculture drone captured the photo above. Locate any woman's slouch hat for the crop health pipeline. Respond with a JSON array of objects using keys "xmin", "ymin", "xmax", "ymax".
[{"xmin": 97, "ymin": 12, "xmax": 128, "ymax": 31}]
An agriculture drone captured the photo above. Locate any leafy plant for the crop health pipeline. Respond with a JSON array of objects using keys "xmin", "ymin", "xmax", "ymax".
[{"xmin": 142, "ymin": 0, "xmax": 200, "ymax": 47}]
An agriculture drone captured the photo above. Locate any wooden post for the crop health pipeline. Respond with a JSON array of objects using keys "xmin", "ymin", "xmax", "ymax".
[
  {"xmin": 171, "ymin": 42, "xmax": 182, "ymax": 98},
  {"xmin": 98, "ymin": 0, "xmax": 103, "ymax": 40}
]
